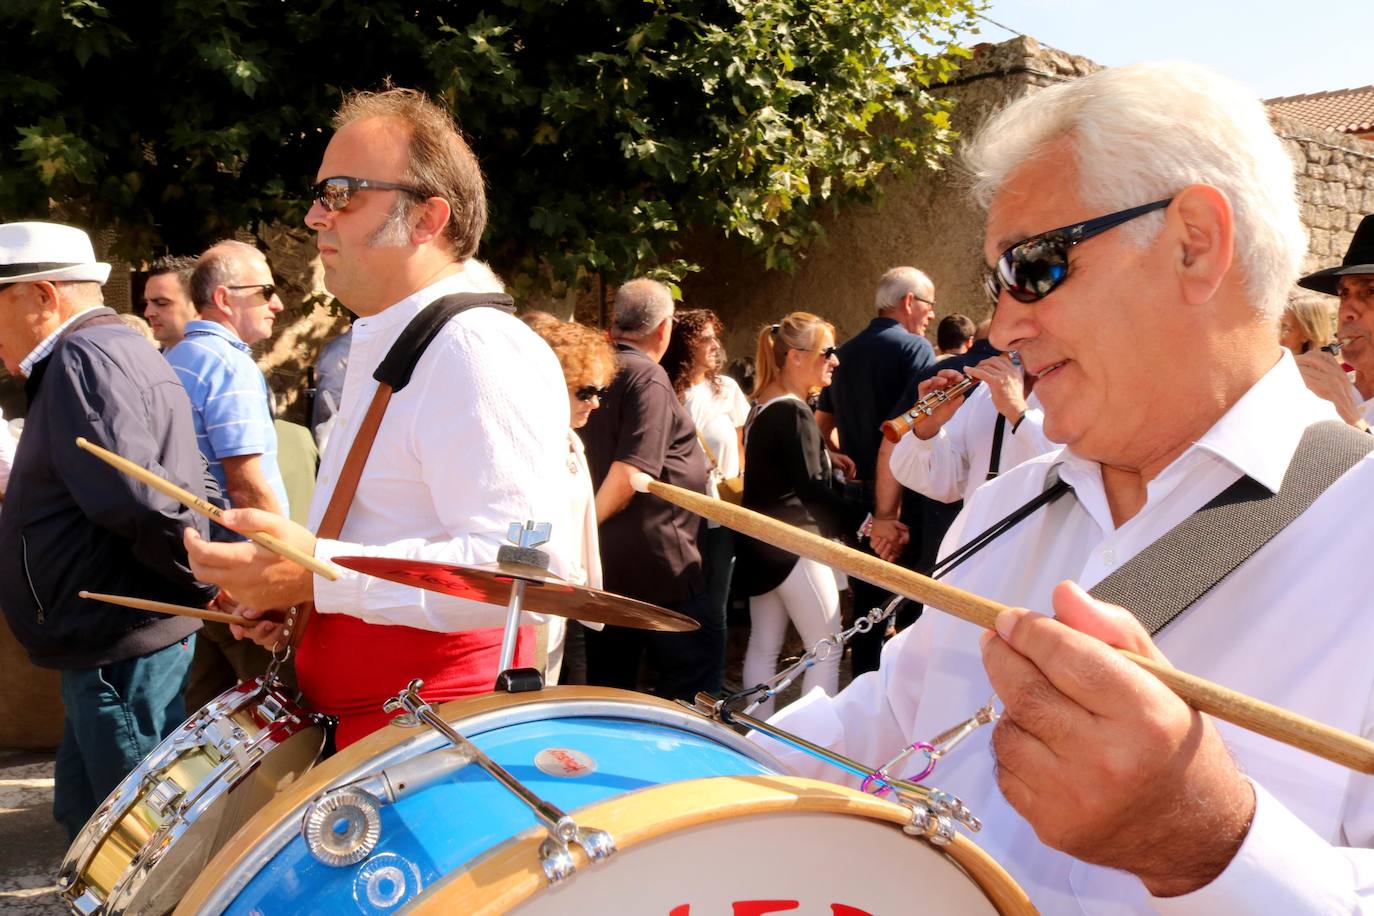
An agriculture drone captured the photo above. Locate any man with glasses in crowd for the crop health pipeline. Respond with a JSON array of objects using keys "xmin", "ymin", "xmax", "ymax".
[
  {"xmin": 182, "ymin": 87, "xmax": 571, "ymax": 747},
  {"xmin": 0, "ymin": 221, "xmax": 216, "ymax": 839},
  {"xmin": 164, "ymin": 240, "xmax": 290, "ymax": 707},
  {"xmin": 814, "ymin": 266, "xmax": 938, "ymax": 674},
  {"xmin": 765, "ymin": 63, "xmax": 1374, "ymax": 911}
]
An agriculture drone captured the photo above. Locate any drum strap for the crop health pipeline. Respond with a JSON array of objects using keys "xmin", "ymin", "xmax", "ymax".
[
  {"xmin": 1089, "ymin": 419, "xmax": 1371, "ymax": 635},
  {"xmin": 291, "ymin": 291, "xmax": 515, "ymax": 645},
  {"xmin": 935, "ymin": 420, "xmax": 1369, "ymax": 636}
]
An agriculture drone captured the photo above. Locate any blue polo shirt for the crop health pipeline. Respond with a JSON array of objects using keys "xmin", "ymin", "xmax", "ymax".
[
  {"xmin": 165, "ymin": 320, "xmax": 289, "ymax": 516},
  {"xmin": 817, "ymin": 317, "xmax": 935, "ymax": 480}
]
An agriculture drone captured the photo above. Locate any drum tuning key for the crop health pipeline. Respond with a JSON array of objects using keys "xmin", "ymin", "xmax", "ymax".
[{"xmin": 384, "ymin": 679, "xmax": 616, "ymax": 883}]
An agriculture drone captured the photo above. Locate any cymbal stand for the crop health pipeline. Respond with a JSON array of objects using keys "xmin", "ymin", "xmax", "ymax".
[{"xmin": 495, "ymin": 520, "xmax": 552, "ymax": 692}]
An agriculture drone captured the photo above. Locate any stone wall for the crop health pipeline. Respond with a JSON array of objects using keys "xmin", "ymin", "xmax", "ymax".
[{"xmin": 676, "ymin": 36, "xmax": 1101, "ymax": 361}]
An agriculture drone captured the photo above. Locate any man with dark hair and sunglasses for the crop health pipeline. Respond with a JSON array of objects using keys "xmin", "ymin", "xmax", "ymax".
[
  {"xmin": 181, "ymin": 87, "xmax": 572, "ymax": 747},
  {"xmin": 164, "ymin": 240, "xmax": 290, "ymax": 707},
  {"xmin": 762, "ymin": 62, "xmax": 1374, "ymax": 912}
]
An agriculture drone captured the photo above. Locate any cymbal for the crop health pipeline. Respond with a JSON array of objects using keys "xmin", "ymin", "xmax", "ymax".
[{"xmin": 331, "ymin": 556, "xmax": 700, "ymax": 633}]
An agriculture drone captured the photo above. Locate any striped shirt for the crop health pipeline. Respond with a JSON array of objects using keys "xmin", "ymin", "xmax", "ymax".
[{"xmin": 164, "ymin": 320, "xmax": 288, "ymax": 515}]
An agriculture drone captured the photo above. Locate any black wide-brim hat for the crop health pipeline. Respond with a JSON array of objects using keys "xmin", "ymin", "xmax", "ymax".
[{"xmin": 1299, "ymin": 213, "xmax": 1374, "ymax": 296}]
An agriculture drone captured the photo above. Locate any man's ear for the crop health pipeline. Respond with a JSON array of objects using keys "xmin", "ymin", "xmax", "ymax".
[
  {"xmin": 210, "ymin": 286, "xmax": 234, "ymax": 320},
  {"xmin": 1170, "ymin": 184, "xmax": 1234, "ymax": 306},
  {"xmin": 410, "ymin": 197, "xmax": 453, "ymax": 246}
]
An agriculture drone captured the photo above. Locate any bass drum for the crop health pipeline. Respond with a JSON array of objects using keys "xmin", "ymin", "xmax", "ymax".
[
  {"xmin": 59, "ymin": 676, "xmax": 326, "ymax": 915},
  {"xmin": 177, "ymin": 687, "xmax": 1032, "ymax": 915}
]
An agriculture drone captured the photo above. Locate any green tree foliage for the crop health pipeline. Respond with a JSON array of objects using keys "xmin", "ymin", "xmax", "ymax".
[{"xmin": 0, "ymin": 0, "xmax": 978, "ymax": 293}]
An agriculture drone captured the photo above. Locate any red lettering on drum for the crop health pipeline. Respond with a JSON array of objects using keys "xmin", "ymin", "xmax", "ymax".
[
  {"xmin": 830, "ymin": 906, "xmax": 874, "ymax": 916},
  {"xmin": 549, "ymin": 749, "xmax": 587, "ymax": 774},
  {"xmin": 733, "ymin": 903, "xmax": 800, "ymax": 915},
  {"xmin": 667, "ymin": 903, "xmax": 801, "ymax": 915}
]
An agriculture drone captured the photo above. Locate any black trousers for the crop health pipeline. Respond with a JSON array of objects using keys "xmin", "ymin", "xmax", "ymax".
[{"xmin": 584, "ymin": 589, "xmax": 721, "ymax": 699}]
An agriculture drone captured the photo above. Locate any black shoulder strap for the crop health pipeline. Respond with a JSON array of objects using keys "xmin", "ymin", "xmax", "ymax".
[
  {"xmin": 1089, "ymin": 420, "xmax": 1372, "ymax": 635},
  {"xmin": 986, "ymin": 412, "xmax": 1007, "ymax": 481},
  {"xmin": 373, "ymin": 292, "xmax": 514, "ymax": 391}
]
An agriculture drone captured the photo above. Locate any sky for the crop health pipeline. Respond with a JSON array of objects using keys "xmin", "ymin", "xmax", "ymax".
[{"xmin": 953, "ymin": 1, "xmax": 1373, "ymax": 100}]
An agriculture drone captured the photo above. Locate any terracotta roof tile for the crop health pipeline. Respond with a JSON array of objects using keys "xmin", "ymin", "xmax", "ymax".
[{"xmin": 1266, "ymin": 85, "xmax": 1374, "ymax": 135}]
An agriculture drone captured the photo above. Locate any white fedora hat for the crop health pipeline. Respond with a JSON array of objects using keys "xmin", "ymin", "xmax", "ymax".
[{"xmin": 0, "ymin": 221, "xmax": 112, "ymax": 285}]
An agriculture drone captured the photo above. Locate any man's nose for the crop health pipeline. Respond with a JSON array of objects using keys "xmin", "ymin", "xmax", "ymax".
[
  {"xmin": 305, "ymin": 199, "xmax": 330, "ymax": 231},
  {"xmin": 988, "ymin": 294, "xmax": 1035, "ymax": 353}
]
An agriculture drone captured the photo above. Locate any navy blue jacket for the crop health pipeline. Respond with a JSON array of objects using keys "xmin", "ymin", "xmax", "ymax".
[
  {"xmin": 0, "ymin": 309, "xmax": 217, "ymax": 669},
  {"xmin": 817, "ymin": 318, "xmax": 935, "ymax": 480}
]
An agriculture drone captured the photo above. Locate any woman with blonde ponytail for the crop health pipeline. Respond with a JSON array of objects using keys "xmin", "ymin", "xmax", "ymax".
[{"xmin": 738, "ymin": 312, "xmax": 852, "ymax": 716}]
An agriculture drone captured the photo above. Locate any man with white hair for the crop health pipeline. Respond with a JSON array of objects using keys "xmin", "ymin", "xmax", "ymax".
[
  {"xmin": 765, "ymin": 63, "xmax": 1374, "ymax": 911},
  {"xmin": 815, "ymin": 266, "xmax": 938, "ymax": 673},
  {"xmin": 579, "ymin": 277, "xmax": 716, "ymax": 698},
  {"xmin": 182, "ymin": 87, "xmax": 571, "ymax": 748},
  {"xmin": 0, "ymin": 221, "xmax": 216, "ymax": 838}
]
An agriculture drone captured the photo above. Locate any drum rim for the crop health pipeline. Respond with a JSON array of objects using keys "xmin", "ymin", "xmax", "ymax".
[
  {"xmin": 58, "ymin": 676, "xmax": 320, "ymax": 911},
  {"xmin": 403, "ymin": 774, "xmax": 1036, "ymax": 916},
  {"xmin": 175, "ymin": 686, "xmax": 787, "ymax": 916}
]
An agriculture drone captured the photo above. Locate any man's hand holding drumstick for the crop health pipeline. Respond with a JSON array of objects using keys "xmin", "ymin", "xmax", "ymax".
[
  {"xmin": 982, "ymin": 581, "xmax": 1253, "ymax": 896},
  {"xmin": 184, "ymin": 508, "xmax": 318, "ymax": 649}
]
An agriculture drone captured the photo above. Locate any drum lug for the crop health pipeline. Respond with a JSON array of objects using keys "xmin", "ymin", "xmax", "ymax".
[
  {"xmin": 68, "ymin": 889, "xmax": 102, "ymax": 915},
  {"xmin": 538, "ymin": 837, "xmax": 576, "ymax": 884},
  {"xmin": 901, "ymin": 800, "xmax": 956, "ymax": 846},
  {"xmin": 145, "ymin": 777, "xmax": 186, "ymax": 819}
]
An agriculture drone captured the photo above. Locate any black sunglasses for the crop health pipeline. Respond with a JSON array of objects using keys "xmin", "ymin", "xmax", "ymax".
[
  {"xmin": 225, "ymin": 283, "xmax": 277, "ymax": 301},
  {"xmin": 575, "ymin": 385, "xmax": 610, "ymax": 402},
  {"xmin": 312, "ymin": 176, "xmax": 428, "ymax": 212},
  {"xmin": 810, "ymin": 346, "xmax": 839, "ymax": 360},
  {"xmin": 984, "ymin": 198, "xmax": 1172, "ymax": 304}
]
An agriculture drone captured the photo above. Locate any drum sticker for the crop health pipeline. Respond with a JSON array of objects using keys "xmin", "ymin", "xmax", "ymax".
[{"xmin": 534, "ymin": 747, "xmax": 596, "ymax": 778}]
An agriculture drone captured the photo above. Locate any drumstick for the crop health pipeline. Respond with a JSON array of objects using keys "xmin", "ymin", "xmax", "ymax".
[
  {"xmin": 74, "ymin": 436, "xmax": 341, "ymax": 581},
  {"xmin": 78, "ymin": 591, "xmax": 284, "ymax": 628},
  {"xmin": 630, "ymin": 473, "xmax": 1374, "ymax": 775}
]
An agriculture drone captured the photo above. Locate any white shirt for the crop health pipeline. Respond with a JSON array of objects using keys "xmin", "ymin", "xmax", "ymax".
[
  {"xmin": 889, "ymin": 385, "xmax": 1054, "ymax": 504},
  {"xmin": 1360, "ymin": 394, "xmax": 1374, "ymax": 426},
  {"xmin": 765, "ymin": 352, "xmax": 1374, "ymax": 913},
  {"xmin": 685, "ymin": 376, "xmax": 750, "ymax": 513},
  {"xmin": 0, "ymin": 408, "xmax": 15, "ymax": 497},
  {"xmin": 310, "ymin": 268, "xmax": 573, "ymax": 632}
]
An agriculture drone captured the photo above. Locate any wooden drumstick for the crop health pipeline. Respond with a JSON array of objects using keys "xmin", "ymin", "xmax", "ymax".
[
  {"xmin": 630, "ymin": 473, "xmax": 1374, "ymax": 775},
  {"xmin": 78, "ymin": 591, "xmax": 284, "ymax": 628},
  {"xmin": 74, "ymin": 436, "xmax": 341, "ymax": 581}
]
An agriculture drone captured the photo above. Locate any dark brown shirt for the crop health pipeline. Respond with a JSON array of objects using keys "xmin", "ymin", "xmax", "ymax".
[{"xmin": 578, "ymin": 343, "xmax": 709, "ymax": 604}]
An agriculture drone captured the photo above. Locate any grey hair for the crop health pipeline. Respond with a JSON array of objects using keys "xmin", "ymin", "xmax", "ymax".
[
  {"xmin": 874, "ymin": 266, "xmax": 933, "ymax": 311},
  {"xmin": 190, "ymin": 240, "xmax": 263, "ymax": 310},
  {"xmin": 53, "ymin": 281, "xmax": 105, "ymax": 310},
  {"xmin": 368, "ymin": 195, "xmax": 416, "ymax": 249},
  {"xmin": 964, "ymin": 62, "xmax": 1306, "ymax": 321},
  {"xmin": 611, "ymin": 278, "xmax": 674, "ymax": 338}
]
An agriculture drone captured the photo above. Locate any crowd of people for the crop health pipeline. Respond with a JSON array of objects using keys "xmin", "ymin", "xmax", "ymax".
[{"xmin": 1, "ymin": 57, "xmax": 1374, "ymax": 913}]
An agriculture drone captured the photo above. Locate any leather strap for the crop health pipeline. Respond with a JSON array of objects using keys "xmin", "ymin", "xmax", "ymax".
[
  {"xmin": 1089, "ymin": 420, "xmax": 1372, "ymax": 635},
  {"xmin": 294, "ymin": 291, "xmax": 515, "ymax": 644}
]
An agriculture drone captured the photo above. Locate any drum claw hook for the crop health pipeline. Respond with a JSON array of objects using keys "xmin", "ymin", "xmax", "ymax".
[{"xmin": 386, "ymin": 677, "xmax": 617, "ymax": 884}]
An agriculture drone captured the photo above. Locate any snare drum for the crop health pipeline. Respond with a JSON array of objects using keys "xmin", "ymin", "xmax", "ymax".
[
  {"xmin": 177, "ymin": 687, "xmax": 1031, "ymax": 915},
  {"xmin": 59, "ymin": 676, "xmax": 327, "ymax": 915}
]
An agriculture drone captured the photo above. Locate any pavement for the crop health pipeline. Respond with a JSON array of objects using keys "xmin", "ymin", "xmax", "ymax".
[{"xmin": 0, "ymin": 749, "xmax": 67, "ymax": 916}]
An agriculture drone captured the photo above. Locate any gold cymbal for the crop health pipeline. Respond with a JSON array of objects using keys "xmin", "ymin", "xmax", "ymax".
[{"xmin": 331, "ymin": 556, "xmax": 700, "ymax": 632}]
